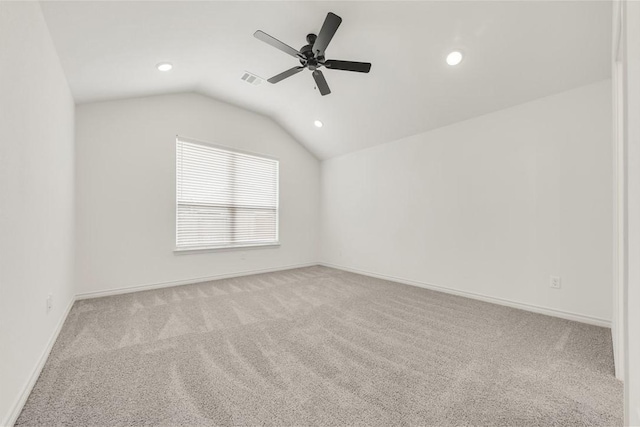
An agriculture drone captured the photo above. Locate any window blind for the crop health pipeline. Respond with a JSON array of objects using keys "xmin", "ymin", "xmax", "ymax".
[{"xmin": 176, "ymin": 137, "xmax": 279, "ymax": 250}]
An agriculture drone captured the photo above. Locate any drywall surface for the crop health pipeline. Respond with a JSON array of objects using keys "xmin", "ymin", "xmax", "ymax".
[
  {"xmin": 321, "ymin": 80, "xmax": 613, "ymax": 323},
  {"xmin": 0, "ymin": 2, "xmax": 76, "ymax": 425},
  {"xmin": 75, "ymin": 93, "xmax": 320, "ymax": 295}
]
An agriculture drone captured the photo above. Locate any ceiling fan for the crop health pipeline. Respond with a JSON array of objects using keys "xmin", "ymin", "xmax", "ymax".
[{"xmin": 254, "ymin": 12, "xmax": 372, "ymax": 96}]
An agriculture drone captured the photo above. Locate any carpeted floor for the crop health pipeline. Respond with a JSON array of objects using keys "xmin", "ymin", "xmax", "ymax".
[{"xmin": 16, "ymin": 266, "xmax": 622, "ymax": 426}]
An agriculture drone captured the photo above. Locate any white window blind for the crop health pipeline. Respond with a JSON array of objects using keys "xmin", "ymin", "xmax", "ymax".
[{"xmin": 176, "ymin": 137, "xmax": 279, "ymax": 250}]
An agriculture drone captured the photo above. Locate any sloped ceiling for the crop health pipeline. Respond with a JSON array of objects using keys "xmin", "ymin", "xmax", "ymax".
[{"xmin": 40, "ymin": 1, "xmax": 611, "ymax": 159}]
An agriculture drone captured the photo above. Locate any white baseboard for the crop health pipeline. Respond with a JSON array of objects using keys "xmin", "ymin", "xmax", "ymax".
[
  {"xmin": 320, "ymin": 262, "xmax": 611, "ymax": 328},
  {"xmin": 2, "ymin": 296, "xmax": 76, "ymax": 427},
  {"xmin": 75, "ymin": 262, "xmax": 318, "ymax": 300}
]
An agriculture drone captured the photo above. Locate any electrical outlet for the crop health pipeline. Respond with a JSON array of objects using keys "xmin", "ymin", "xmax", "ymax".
[
  {"xmin": 550, "ymin": 276, "xmax": 561, "ymax": 289},
  {"xmin": 46, "ymin": 293, "xmax": 53, "ymax": 313}
]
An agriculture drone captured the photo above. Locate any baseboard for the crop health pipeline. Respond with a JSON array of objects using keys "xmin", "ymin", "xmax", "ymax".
[
  {"xmin": 75, "ymin": 262, "xmax": 318, "ymax": 300},
  {"xmin": 320, "ymin": 262, "xmax": 611, "ymax": 328},
  {"xmin": 2, "ymin": 296, "xmax": 76, "ymax": 427}
]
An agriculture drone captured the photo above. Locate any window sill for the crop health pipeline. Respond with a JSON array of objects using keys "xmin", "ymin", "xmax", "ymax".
[{"xmin": 174, "ymin": 243, "xmax": 280, "ymax": 254}]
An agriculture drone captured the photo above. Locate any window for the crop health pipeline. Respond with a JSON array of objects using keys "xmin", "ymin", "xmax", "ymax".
[{"xmin": 176, "ymin": 136, "xmax": 279, "ymax": 251}]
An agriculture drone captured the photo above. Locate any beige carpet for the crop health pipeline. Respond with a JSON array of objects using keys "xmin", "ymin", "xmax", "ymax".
[{"xmin": 16, "ymin": 266, "xmax": 622, "ymax": 426}]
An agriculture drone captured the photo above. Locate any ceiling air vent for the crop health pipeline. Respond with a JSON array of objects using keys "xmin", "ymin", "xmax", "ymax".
[{"xmin": 241, "ymin": 71, "xmax": 263, "ymax": 86}]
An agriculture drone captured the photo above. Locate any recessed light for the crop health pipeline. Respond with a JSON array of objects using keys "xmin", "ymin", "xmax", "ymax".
[
  {"xmin": 156, "ymin": 62, "xmax": 173, "ymax": 72},
  {"xmin": 314, "ymin": 120, "xmax": 323, "ymax": 128},
  {"xmin": 446, "ymin": 51, "xmax": 463, "ymax": 66}
]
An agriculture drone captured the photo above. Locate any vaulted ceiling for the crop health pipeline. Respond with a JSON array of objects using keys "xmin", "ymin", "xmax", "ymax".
[{"xmin": 40, "ymin": 1, "xmax": 612, "ymax": 159}]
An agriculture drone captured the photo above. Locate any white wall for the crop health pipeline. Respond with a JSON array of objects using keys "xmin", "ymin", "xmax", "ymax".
[
  {"xmin": 75, "ymin": 93, "xmax": 320, "ymax": 295},
  {"xmin": 321, "ymin": 80, "xmax": 613, "ymax": 324},
  {"xmin": 0, "ymin": 2, "xmax": 76, "ymax": 425}
]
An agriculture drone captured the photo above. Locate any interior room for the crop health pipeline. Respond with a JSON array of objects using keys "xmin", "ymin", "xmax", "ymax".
[{"xmin": 1, "ymin": 1, "xmax": 638, "ymax": 426}]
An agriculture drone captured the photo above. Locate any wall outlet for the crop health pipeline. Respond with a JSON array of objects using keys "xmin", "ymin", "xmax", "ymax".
[
  {"xmin": 550, "ymin": 276, "xmax": 561, "ymax": 289},
  {"xmin": 46, "ymin": 293, "xmax": 53, "ymax": 313}
]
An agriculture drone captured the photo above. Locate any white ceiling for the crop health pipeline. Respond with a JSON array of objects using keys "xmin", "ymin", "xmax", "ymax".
[{"xmin": 40, "ymin": 1, "xmax": 612, "ymax": 159}]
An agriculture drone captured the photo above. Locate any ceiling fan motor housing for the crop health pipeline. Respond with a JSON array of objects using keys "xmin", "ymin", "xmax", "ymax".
[{"xmin": 299, "ymin": 39, "xmax": 321, "ymax": 68}]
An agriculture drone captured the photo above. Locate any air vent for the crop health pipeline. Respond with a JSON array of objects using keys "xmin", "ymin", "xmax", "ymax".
[{"xmin": 241, "ymin": 71, "xmax": 263, "ymax": 86}]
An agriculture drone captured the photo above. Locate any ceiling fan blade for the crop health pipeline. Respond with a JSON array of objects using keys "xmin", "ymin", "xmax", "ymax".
[
  {"xmin": 312, "ymin": 12, "xmax": 342, "ymax": 57},
  {"xmin": 312, "ymin": 70, "xmax": 331, "ymax": 96},
  {"xmin": 324, "ymin": 60, "xmax": 371, "ymax": 73},
  {"xmin": 254, "ymin": 30, "xmax": 302, "ymax": 59},
  {"xmin": 267, "ymin": 67, "xmax": 304, "ymax": 84}
]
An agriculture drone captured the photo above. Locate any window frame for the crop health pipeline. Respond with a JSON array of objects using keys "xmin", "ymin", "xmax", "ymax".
[{"xmin": 174, "ymin": 135, "xmax": 280, "ymax": 253}]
